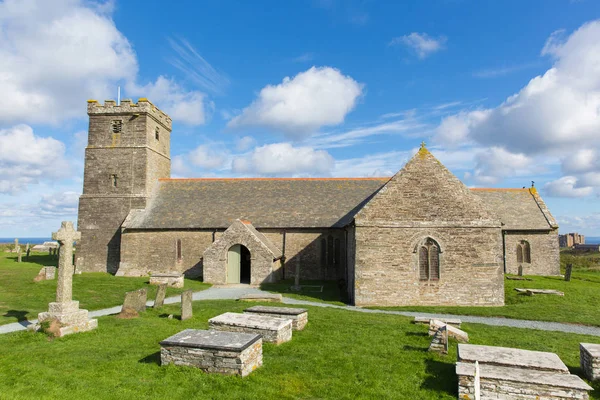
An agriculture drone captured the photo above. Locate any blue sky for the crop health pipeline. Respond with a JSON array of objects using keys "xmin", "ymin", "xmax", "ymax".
[{"xmin": 1, "ymin": 0, "xmax": 599, "ymax": 237}]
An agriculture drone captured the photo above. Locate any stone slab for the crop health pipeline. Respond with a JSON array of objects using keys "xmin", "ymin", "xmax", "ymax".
[
  {"xmin": 181, "ymin": 290, "xmax": 193, "ymax": 321},
  {"xmin": 581, "ymin": 343, "xmax": 600, "ymax": 381},
  {"xmin": 456, "ymin": 362, "xmax": 593, "ymax": 390},
  {"xmin": 428, "ymin": 319, "xmax": 468, "ymax": 342},
  {"xmin": 160, "ymin": 329, "xmax": 261, "ymax": 351},
  {"xmin": 153, "ymin": 284, "xmax": 167, "ymax": 309},
  {"xmin": 413, "ymin": 316, "xmax": 462, "ymax": 327},
  {"xmin": 515, "ymin": 288, "xmax": 565, "ymax": 296},
  {"xmin": 209, "ymin": 312, "xmax": 292, "ymax": 344},
  {"xmin": 458, "ymin": 343, "xmax": 569, "ymax": 373},
  {"xmin": 238, "ymin": 293, "xmax": 282, "ymax": 303},
  {"xmin": 428, "ymin": 324, "xmax": 448, "ymax": 354},
  {"xmin": 160, "ymin": 329, "xmax": 262, "ymax": 377},
  {"xmin": 150, "ymin": 274, "xmax": 184, "ymax": 288},
  {"xmin": 122, "ymin": 288, "xmax": 147, "ymax": 313},
  {"xmin": 244, "ymin": 306, "xmax": 308, "ymax": 330}
]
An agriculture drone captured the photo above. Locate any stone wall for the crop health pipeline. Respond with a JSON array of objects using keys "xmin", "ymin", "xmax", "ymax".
[
  {"xmin": 354, "ymin": 226, "xmax": 504, "ymax": 306},
  {"xmin": 77, "ymin": 100, "xmax": 171, "ymax": 273},
  {"xmin": 504, "ymin": 230, "xmax": 560, "ymax": 275},
  {"xmin": 119, "ymin": 228, "xmax": 346, "ymax": 281}
]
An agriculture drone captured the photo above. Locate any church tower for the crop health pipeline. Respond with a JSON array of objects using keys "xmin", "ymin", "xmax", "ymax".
[{"xmin": 76, "ymin": 99, "xmax": 171, "ymax": 273}]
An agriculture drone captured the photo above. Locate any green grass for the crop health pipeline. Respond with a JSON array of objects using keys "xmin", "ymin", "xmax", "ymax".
[
  {"xmin": 260, "ymin": 279, "xmax": 346, "ymax": 305},
  {"xmin": 0, "ymin": 252, "xmax": 210, "ymax": 326},
  {"xmin": 371, "ymin": 273, "xmax": 600, "ymax": 326},
  {"xmin": 0, "ymin": 300, "xmax": 598, "ymax": 400}
]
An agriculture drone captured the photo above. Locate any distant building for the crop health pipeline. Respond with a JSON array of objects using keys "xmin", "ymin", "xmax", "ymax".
[
  {"xmin": 573, "ymin": 244, "xmax": 599, "ymax": 252},
  {"xmin": 559, "ymin": 233, "xmax": 585, "ymax": 248}
]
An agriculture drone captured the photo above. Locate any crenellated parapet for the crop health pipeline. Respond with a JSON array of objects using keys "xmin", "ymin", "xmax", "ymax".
[{"xmin": 87, "ymin": 98, "xmax": 172, "ymax": 129}]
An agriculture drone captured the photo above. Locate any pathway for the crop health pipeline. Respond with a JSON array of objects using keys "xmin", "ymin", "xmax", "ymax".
[{"xmin": 2, "ymin": 287, "xmax": 600, "ymax": 337}]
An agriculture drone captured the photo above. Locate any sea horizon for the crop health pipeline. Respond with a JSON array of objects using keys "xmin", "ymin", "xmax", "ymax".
[{"xmin": 0, "ymin": 238, "xmax": 52, "ymax": 245}]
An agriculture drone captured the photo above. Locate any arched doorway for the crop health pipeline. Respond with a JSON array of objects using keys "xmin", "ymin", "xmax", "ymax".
[{"xmin": 227, "ymin": 244, "xmax": 251, "ymax": 284}]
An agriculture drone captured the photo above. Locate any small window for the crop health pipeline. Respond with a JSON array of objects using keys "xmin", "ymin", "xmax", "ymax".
[
  {"xmin": 111, "ymin": 120, "xmax": 122, "ymax": 133},
  {"xmin": 155, "ymin": 127, "xmax": 160, "ymax": 141},
  {"xmin": 518, "ymin": 241, "xmax": 531, "ymax": 264},
  {"xmin": 334, "ymin": 238, "xmax": 341, "ymax": 265},
  {"xmin": 110, "ymin": 174, "xmax": 118, "ymax": 188},
  {"xmin": 176, "ymin": 239, "xmax": 182, "ymax": 262},
  {"xmin": 418, "ymin": 237, "xmax": 440, "ymax": 281},
  {"xmin": 327, "ymin": 235, "xmax": 334, "ymax": 266}
]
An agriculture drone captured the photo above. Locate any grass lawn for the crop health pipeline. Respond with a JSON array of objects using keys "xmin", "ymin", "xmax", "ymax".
[
  {"xmin": 0, "ymin": 300, "xmax": 598, "ymax": 399},
  {"xmin": 0, "ymin": 252, "xmax": 210, "ymax": 326},
  {"xmin": 260, "ymin": 279, "xmax": 346, "ymax": 305},
  {"xmin": 372, "ymin": 272, "xmax": 600, "ymax": 327}
]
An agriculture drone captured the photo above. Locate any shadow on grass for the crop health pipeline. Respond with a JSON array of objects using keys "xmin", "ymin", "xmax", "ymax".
[
  {"xmin": 403, "ymin": 345, "xmax": 428, "ymax": 353},
  {"xmin": 139, "ymin": 351, "xmax": 161, "ymax": 365},
  {"xmin": 421, "ymin": 358, "xmax": 456, "ymax": 396},
  {"xmin": 405, "ymin": 332, "xmax": 428, "ymax": 337},
  {"xmin": 22, "ymin": 254, "xmax": 57, "ymax": 267},
  {"xmin": 3, "ymin": 310, "xmax": 29, "ymax": 322},
  {"xmin": 260, "ymin": 279, "xmax": 346, "ymax": 304}
]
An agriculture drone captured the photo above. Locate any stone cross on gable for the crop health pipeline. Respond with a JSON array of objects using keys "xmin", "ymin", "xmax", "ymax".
[{"xmin": 51, "ymin": 221, "xmax": 81, "ymax": 304}]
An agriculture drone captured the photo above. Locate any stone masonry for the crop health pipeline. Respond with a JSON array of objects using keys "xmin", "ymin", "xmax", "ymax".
[
  {"xmin": 160, "ymin": 329, "xmax": 262, "ymax": 377},
  {"xmin": 243, "ymin": 306, "xmax": 308, "ymax": 330},
  {"xmin": 209, "ymin": 312, "xmax": 293, "ymax": 344},
  {"xmin": 77, "ymin": 99, "xmax": 171, "ymax": 273},
  {"xmin": 580, "ymin": 343, "xmax": 600, "ymax": 381},
  {"xmin": 37, "ymin": 222, "xmax": 97, "ymax": 336}
]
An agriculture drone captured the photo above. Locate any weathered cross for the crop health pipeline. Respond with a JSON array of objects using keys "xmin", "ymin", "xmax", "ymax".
[{"xmin": 51, "ymin": 221, "xmax": 81, "ymax": 303}]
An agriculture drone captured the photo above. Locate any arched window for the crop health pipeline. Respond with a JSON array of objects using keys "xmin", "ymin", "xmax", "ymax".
[
  {"xmin": 176, "ymin": 239, "xmax": 182, "ymax": 262},
  {"xmin": 517, "ymin": 241, "xmax": 531, "ymax": 264},
  {"xmin": 417, "ymin": 238, "xmax": 440, "ymax": 281},
  {"xmin": 516, "ymin": 244, "xmax": 523, "ymax": 263}
]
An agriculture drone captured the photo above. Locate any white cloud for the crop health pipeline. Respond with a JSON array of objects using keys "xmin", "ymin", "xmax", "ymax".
[
  {"xmin": 333, "ymin": 151, "xmax": 409, "ymax": 177},
  {"xmin": 0, "ymin": 0, "xmax": 209, "ymax": 126},
  {"xmin": 236, "ymin": 136, "xmax": 256, "ymax": 152},
  {"xmin": 39, "ymin": 191, "xmax": 79, "ymax": 217},
  {"xmin": 189, "ymin": 145, "xmax": 227, "ymax": 169},
  {"xmin": 557, "ymin": 213, "xmax": 600, "ymax": 235},
  {"xmin": 390, "ymin": 32, "xmax": 447, "ymax": 59},
  {"xmin": 292, "ymin": 53, "xmax": 315, "ymax": 63},
  {"xmin": 172, "ymin": 144, "xmax": 228, "ymax": 176},
  {"xmin": 127, "ymin": 77, "xmax": 210, "ymax": 126},
  {"xmin": 471, "ymin": 147, "xmax": 533, "ymax": 185},
  {"xmin": 544, "ymin": 176, "xmax": 593, "ymax": 197},
  {"xmin": 434, "ymin": 20, "xmax": 600, "ymax": 197},
  {"xmin": 0, "ymin": 125, "xmax": 69, "ymax": 194},
  {"xmin": 232, "ymin": 143, "xmax": 334, "ymax": 176},
  {"xmin": 228, "ymin": 67, "xmax": 363, "ymax": 139}
]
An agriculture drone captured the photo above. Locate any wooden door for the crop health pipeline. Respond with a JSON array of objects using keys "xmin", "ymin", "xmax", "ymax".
[{"xmin": 227, "ymin": 244, "xmax": 241, "ymax": 284}]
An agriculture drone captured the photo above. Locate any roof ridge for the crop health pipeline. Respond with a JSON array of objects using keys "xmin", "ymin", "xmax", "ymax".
[
  {"xmin": 159, "ymin": 177, "xmax": 391, "ymax": 182},
  {"xmin": 470, "ymin": 188, "xmax": 529, "ymax": 192}
]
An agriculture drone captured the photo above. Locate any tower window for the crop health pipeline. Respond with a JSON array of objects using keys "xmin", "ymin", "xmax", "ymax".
[
  {"xmin": 155, "ymin": 127, "xmax": 160, "ymax": 141},
  {"xmin": 110, "ymin": 174, "xmax": 118, "ymax": 187},
  {"xmin": 111, "ymin": 120, "xmax": 123, "ymax": 133}
]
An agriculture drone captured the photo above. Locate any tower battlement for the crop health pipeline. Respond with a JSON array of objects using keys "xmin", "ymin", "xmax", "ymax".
[{"xmin": 87, "ymin": 98, "xmax": 172, "ymax": 129}]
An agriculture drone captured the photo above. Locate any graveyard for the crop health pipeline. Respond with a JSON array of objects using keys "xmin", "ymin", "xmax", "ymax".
[{"xmin": 1, "ymin": 245, "xmax": 600, "ymax": 398}]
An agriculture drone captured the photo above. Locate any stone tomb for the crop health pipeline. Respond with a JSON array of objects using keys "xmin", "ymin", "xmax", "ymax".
[
  {"xmin": 150, "ymin": 273, "xmax": 184, "ymax": 288},
  {"xmin": 580, "ymin": 343, "xmax": 600, "ymax": 381},
  {"xmin": 413, "ymin": 316, "xmax": 462, "ymax": 328},
  {"xmin": 428, "ymin": 319, "xmax": 469, "ymax": 342},
  {"xmin": 456, "ymin": 344, "xmax": 593, "ymax": 399},
  {"xmin": 209, "ymin": 312, "xmax": 292, "ymax": 344},
  {"xmin": 160, "ymin": 329, "xmax": 262, "ymax": 377},
  {"xmin": 238, "ymin": 293, "xmax": 283, "ymax": 303},
  {"xmin": 243, "ymin": 306, "xmax": 308, "ymax": 331}
]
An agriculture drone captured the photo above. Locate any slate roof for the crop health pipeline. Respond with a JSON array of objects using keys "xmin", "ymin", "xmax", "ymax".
[
  {"xmin": 123, "ymin": 178, "xmax": 556, "ymax": 231},
  {"xmin": 125, "ymin": 178, "xmax": 388, "ymax": 229},
  {"xmin": 471, "ymin": 188, "xmax": 557, "ymax": 230}
]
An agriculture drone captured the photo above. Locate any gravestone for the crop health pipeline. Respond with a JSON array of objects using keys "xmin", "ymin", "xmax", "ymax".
[
  {"xmin": 181, "ymin": 290, "xmax": 193, "ymax": 320},
  {"xmin": 33, "ymin": 266, "xmax": 56, "ymax": 282},
  {"xmin": 16, "ymin": 246, "xmax": 22, "ymax": 263},
  {"xmin": 153, "ymin": 284, "xmax": 167, "ymax": 309},
  {"xmin": 121, "ymin": 288, "xmax": 147, "ymax": 313},
  {"xmin": 291, "ymin": 260, "xmax": 301, "ymax": 291},
  {"xmin": 25, "ymin": 243, "xmax": 30, "ymax": 261},
  {"xmin": 565, "ymin": 263, "xmax": 573, "ymax": 282},
  {"xmin": 13, "ymin": 238, "xmax": 18, "ymax": 252},
  {"xmin": 428, "ymin": 324, "xmax": 448, "ymax": 354},
  {"xmin": 518, "ymin": 264, "xmax": 523, "ymax": 276},
  {"xmin": 36, "ymin": 221, "xmax": 97, "ymax": 337}
]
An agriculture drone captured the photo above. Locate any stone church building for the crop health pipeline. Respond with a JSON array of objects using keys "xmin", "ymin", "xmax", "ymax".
[{"xmin": 77, "ymin": 99, "xmax": 560, "ymax": 306}]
